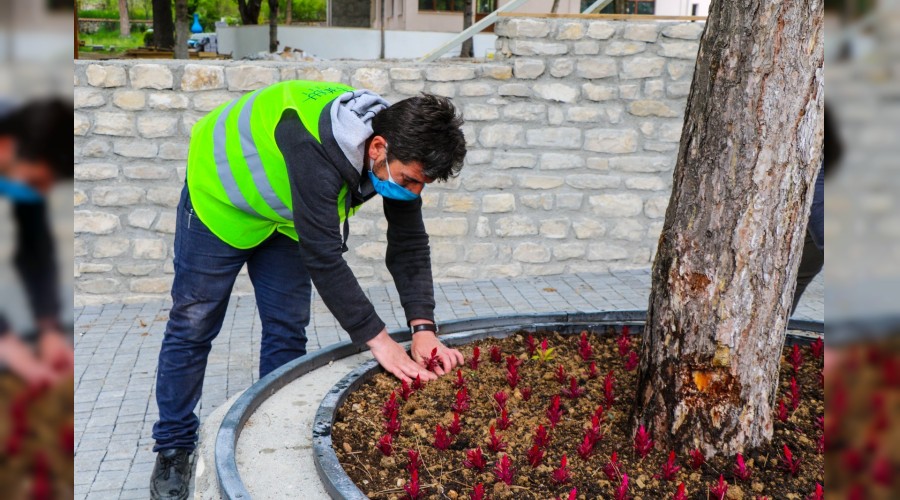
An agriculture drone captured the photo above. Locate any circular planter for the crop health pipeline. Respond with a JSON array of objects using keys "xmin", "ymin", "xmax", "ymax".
[{"xmin": 215, "ymin": 311, "xmax": 824, "ymax": 499}]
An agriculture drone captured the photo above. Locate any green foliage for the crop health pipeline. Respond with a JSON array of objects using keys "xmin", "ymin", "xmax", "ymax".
[
  {"xmin": 531, "ymin": 346, "xmax": 555, "ymax": 363},
  {"xmin": 80, "ymin": 28, "xmax": 146, "ymax": 52},
  {"xmin": 79, "ymin": 8, "xmax": 151, "ymax": 20},
  {"xmin": 292, "ymin": 0, "xmax": 326, "ymax": 22}
]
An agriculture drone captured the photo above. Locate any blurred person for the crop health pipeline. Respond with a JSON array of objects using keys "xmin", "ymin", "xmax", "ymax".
[{"xmin": 0, "ymin": 98, "xmax": 73, "ymax": 387}]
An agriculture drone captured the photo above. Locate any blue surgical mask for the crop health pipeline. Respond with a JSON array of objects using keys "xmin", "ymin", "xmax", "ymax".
[{"xmin": 367, "ymin": 148, "xmax": 419, "ymax": 201}]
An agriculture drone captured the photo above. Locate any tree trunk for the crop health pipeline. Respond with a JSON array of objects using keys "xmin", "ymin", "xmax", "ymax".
[
  {"xmin": 379, "ymin": 0, "xmax": 385, "ymax": 59},
  {"xmin": 268, "ymin": 0, "xmax": 278, "ymax": 52},
  {"xmin": 118, "ymin": 0, "xmax": 131, "ymax": 37},
  {"xmin": 614, "ymin": 0, "xmax": 625, "ymax": 14},
  {"xmin": 173, "ymin": 0, "xmax": 188, "ymax": 58},
  {"xmin": 152, "ymin": 0, "xmax": 174, "ymax": 49},
  {"xmin": 285, "ymin": 0, "xmax": 292, "ymax": 24},
  {"xmin": 460, "ymin": 0, "xmax": 473, "ymax": 58},
  {"xmin": 550, "ymin": 0, "xmax": 560, "ymax": 14},
  {"xmin": 237, "ymin": 0, "xmax": 262, "ymax": 24},
  {"xmin": 631, "ymin": 0, "xmax": 824, "ymax": 458}
]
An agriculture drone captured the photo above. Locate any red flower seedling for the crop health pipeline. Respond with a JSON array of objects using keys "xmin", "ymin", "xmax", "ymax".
[
  {"xmin": 790, "ymin": 377, "xmax": 801, "ymax": 410},
  {"xmin": 842, "ymin": 449, "xmax": 864, "ymax": 473},
  {"xmin": 689, "ymin": 449, "xmax": 705, "ymax": 469},
  {"xmin": 558, "ymin": 488, "xmax": 577, "ymax": 500},
  {"xmin": 399, "ymin": 380, "xmax": 414, "ymax": 401},
  {"xmin": 412, "ymin": 374, "xmax": 424, "ymax": 391},
  {"xmin": 448, "ymin": 412, "xmax": 462, "ymax": 435},
  {"xmin": 604, "ymin": 371, "xmax": 616, "ymax": 407},
  {"xmin": 452, "ymin": 387, "xmax": 470, "ymax": 413},
  {"xmin": 497, "ymin": 408, "xmax": 512, "ymax": 430},
  {"xmin": 552, "ymin": 454, "xmax": 571, "ymax": 484},
  {"xmin": 546, "ymin": 395, "xmax": 563, "ymax": 426},
  {"xmin": 593, "ymin": 405, "xmax": 606, "ymax": 425},
  {"xmin": 453, "ymin": 369, "xmax": 466, "ymax": 389},
  {"xmin": 464, "ymin": 447, "xmax": 487, "ymax": 471},
  {"xmin": 615, "ymin": 474, "xmax": 631, "ymax": 500},
  {"xmin": 533, "ymin": 338, "xmax": 556, "ymax": 362},
  {"xmin": 807, "ymin": 483, "xmax": 823, "ymax": 500},
  {"xmin": 506, "ymin": 364, "xmax": 520, "ymax": 389},
  {"xmin": 526, "ymin": 444, "xmax": 545, "ymax": 467},
  {"xmin": 487, "ymin": 424, "xmax": 507, "ymax": 453},
  {"xmin": 424, "ymin": 348, "xmax": 441, "ymax": 372},
  {"xmin": 585, "ymin": 414, "xmax": 604, "ymax": 444},
  {"xmin": 673, "ymin": 482, "xmax": 688, "ymax": 500},
  {"xmin": 633, "ymin": 425, "xmax": 654, "ymax": 458},
  {"xmin": 490, "ymin": 345, "xmax": 502, "ymax": 364},
  {"xmin": 588, "ymin": 361, "xmax": 599, "ymax": 379},
  {"xmin": 377, "ymin": 433, "xmax": 393, "ymax": 456},
  {"xmin": 603, "ymin": 451, "xmax": 622, "ymax": 480},
  {"xmin": 493, "ymin": 390, "xmax": 509, "ymax": 410},
  {"xmin": 404, "ymin": 468, "xmax": 421, "ymax": 500},
  {"xmin": 777, "ymin": 399, "xmax": 789, "ymax": 422},
  {"xmin": 533, "ymin": 424, "xmax": 551, "ymax": 448},
  {"xmin": 526, "ymin": 335, "xmax": 538, "ymax": 357},
  {"xmin": 872, "ymin": 456, "xmax": 893, "ymax": 486},
  {"xmin": 468, "ymin": 346, "xmax": 480, "ymax": 370},
  {"xmin": 624, "ymin": 351, "xmax": 639, "ymax": 371},
  {"xmin": 656, "ymin": 451, "xmax": 680, "ymax": 481},
  {"xmin": 577, "ymin": 434, "xmax": 595, "ymax": 460},
  {"xmin": 809, "ymin": 338, "xmax": 824, "ymax": 359},
  {"xmin": 790, "ymin": 344, "xmax": 804, "ymax": 373},
  {"xmin": 562, "ymin": 376, "xmax": 585, "ymax": 399},
  {"xmin": 433, "ymin": 424, "xmax": 452, "ymax": 450},
  {"xmin": 519, "ymin": 385, "xmax": 532, "ymax": 400},
  {"xmin": 382, "ymin": 391, "xmax": 399, "ymax": 419},
  {"xmin": 385, "ymin": 410, "xmax": 401, "ymax": 436},
  {"xmin": 710, "ymin": 475, "xmax": 728, "ymax": 500},
  {"xmin": 733, "ymin": 453, "xmax": 751, "ymax": 481},
  {"xmin": 555, "ymin": 364, "xmax": 568, "ymax": 384},
  {"xmin": 505, "ymin": 354, "xmax": 522, "ymax": 371},
  {"xmin": 578, "ymin": 331, "xmax": 593, "ymax": 361},
  {"xmin": 781, "ymin": 444, "xmax": 802, "ymax": 476},
  {"xmin": 406, "ymin": 449, "xmax": 422, "ymax": 473},
  {"xmin": 493, "ymin": 454, "xmax": 515, "ymax": 485},
  {"xmin": 617, "ymin": 326, "xmax": 632, "ymax": 357},
  {"xmin": 470, "ymin": 483, "xmax": 485, "ymax": 500}
]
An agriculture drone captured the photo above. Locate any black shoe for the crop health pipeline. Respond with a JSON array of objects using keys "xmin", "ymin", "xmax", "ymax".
[{"xmin": 150, "ymin": 448, "xmax": 192, "ymax": 500}]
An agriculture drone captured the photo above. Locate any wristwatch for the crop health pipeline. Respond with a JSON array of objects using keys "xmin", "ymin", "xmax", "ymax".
[{"xmin": 411, "ymin": 323, "xmax": 438, "ymax": 335}]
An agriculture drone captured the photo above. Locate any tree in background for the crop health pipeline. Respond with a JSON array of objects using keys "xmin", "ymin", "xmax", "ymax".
[
  {"xmin": 268, "ymin": 0, "xmax": 278, "ymax": 52},
  {"xmin": 174, "ymin": 0, "xmax": 189, "ymax": 58},
  {"xmin": 460, "ymin": 0, "xmax": 473, "ymax": 57},
  {"xmin": 118, "ymin": 0, "xmax": 131, "ymax": 36},
  {"xmin": 632, "ymin": 0, "xmax": 824, "ymax": 456},
  {"xmin": 152, "ymin": 0, "xmax": 175, "ymax": 48},
  {"xmin": 237, "ymin": 0, "xmax": 262, "ymax": 24}
]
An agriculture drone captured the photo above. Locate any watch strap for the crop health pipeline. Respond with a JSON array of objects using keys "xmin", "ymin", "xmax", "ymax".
[{"xmin": 411, "ymin": 323, "xmax": 438, "ymax": 335}]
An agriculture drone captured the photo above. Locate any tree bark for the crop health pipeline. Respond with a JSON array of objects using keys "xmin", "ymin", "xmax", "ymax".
[
  {"xmin": 460, "ymin": 0, "xmax": 473, "ymax": 58},
  {"xmin": 151, "ymin": 0, "xmax": 174, "ymax": 49},
  {"xmin": 268, "ymin": 0, "xmax": 278, "ymax": 52},
  {"xmin": 614, "ymin": 0, "xmax": 625, "ymax": 14},
  {"xmin": 631, "ymin": 0, "xmax": 824, "ymax": 458},
  {"xmin": 285, "ymin": 0, "xmax": 292, "ymax": 24},
  {"xmin": 173, "ymin": 0, "xmax": 188, "ymax": 58},
  {"xmin": 237, "ymin": 0, "xmax": 262, "ymax": 25},
  {"xmin": 379, "ymin": 0, "xmax": 385, "ymax": 59},
  {"xmin": 118, "ymin": 0, "xmax": 131, "ymax": 37},
  {"xmin": 550, "ymin": 0, "xmax": 560, "ymax": 14}
]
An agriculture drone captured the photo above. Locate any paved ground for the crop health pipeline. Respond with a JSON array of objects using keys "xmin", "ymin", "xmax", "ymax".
[{"xmin": 72, "ymin": 269, "xmax": 823, "ymax": 499}]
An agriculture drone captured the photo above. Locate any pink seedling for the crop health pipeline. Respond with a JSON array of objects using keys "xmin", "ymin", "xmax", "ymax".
[
  {"xmin": 448, "ymin": 413, "xmax": 462, "ymax": 435},
  {"xmin": 452, "ymin": 387, "xmax": 470, "ymax": 413},
  {"xmin": 526, "ymin": 444, "xmax": 545, "ymax": 468},
  {"xmin": 404, "ymin": 468, "xmax": 420, "ymax": 500},
  {"xmin": 382, "ymin": 391, "xmax": 399, "ymax": 419},
  {"xmin": 412, "ymin": 374, "xmax": 424, "ymax": 391},
  {"xmin": 614, "ymin": 474, "xmax": 631, "ymax": 500},
  {"xmin": 385, "ymin": 410, "xmax": 401, "ymax": 436},
  {"xmin": 710, "ymin": 475, "xmax": 728, "ymax": 500},
  {"xmin": 578, "ymin": 331, "xmax": 593, "ymax": 361},
  {"xmin": 497, "ymin": 408, "xmax": 511, "ymax": 430},
  {"xmin": 781, "ymin": 445, "xmax": 802, "ymax": 476},
  {"xmin": 487, "ymin": 424, "xmax": 507, "ymax": 453},
  {"xmin": 872, "ymin": 456, "xmax": 893, "ymax": 486},
  {"xmin": 672, "ymin": 482, "xmax": 688, "ymax": 500},
  {"xmin": 733, "ymin": 453, "xmax": 751, "ymax": 481},
  {"xmin": 521, "ymin": 386, "xmax": 533, "ymax": 401},
  {"xmin": 424, "ymin": 348, "xmax": 441, "ymax": 372},
  {"xmin": 376, "ymin": 433, "xmax": 393, "ymax": 456},
  {"xmin": 689, "ymin": 449, "xmax": 705, "ymax": 469},
  {"xmin": 506, "ymin": 364, "xmax": 520, "ymax": 389},
  {"xmin": 551, "ymin": 454, "xmax": 571, "ymax": 484},
  {"xmin": 807, "ymin": 483, "xmax": 823, "ymax": 500},
  {"xmin": 406, "ymin": 449, "xmax": 422, "ymax": 473},
  {"xmin": 789, "ymin": 344, "xmax": 804, "ymax": 373},
  {"xmin": 617, "ymin": 326, "xmax": 632, "ymax": 357},
  {"xmin": 470, "ymin": 483, "xmax": 485, "ymax": 500},
  {"xmin": 489, "ymin": 345, "xmax": 502, "ymax": 364},
  {"xmin": 493, "ymin": 454, "xmax": 515, "ymax": 485},
  {"xmin": 577, "ymin": 434, "xmax": 595, "ymax": 460},
  {"xmin": 463, "ymin": 447, "xmax": 486, "ymax": 471},
  {"xmin": 624, "ymin": 351, "xmax": 639, "ymax": 371},
  {"xmin": 842, "ymin": 449, "xmax": 864, "ymax": 473},
  {"xmin": 526, "ymin": 335, "xmax": 538, "ymax": 357},
  {"xmin": 588, "ymin": 361, "xmax": 599, "ymax": 379},
  {"xmin": 533, "ymin": 338, "xmax": 556, "ymax": 362},
  {"xmin": 399, "ymin": 379, "xmax": 414, "ymax": 400},
  {"xmin": 505, "ymin": 354, "xmax": 522, "ymax": 371},
  {"xmin": 585, "ymin": 414, "xmax": 604, "ymax": 444},
  {"xmin": 633, "ymin": 425, "xmax": 654, "ymax": 458},
  {"xmin": 603, "ymin": 451, "xmax": 622, "ymax": 480},
  {"xmin": 468, "ymin": 346, "xmax": 480, "ymax": 370},
  {"xmin": 555, "ymin": 365, "xmax": 568, "ymax": 385},
  {"xmin": 433, "ymin": 424, "xmax": 452, "ymax": 450},
  {"xmin": 593, "ymin": 405, "xmax": 606, "ymax": 425},
  {"xmin": 604, "ymin": 371, "xmax": 616, "ymax": 407},
  {"xmin": 546, "ymin": 395, "xmax": 563, "ymax": 427},
  {"xmin": 558, "ymin": 488, "xmax": 577, "ymax": 500},
  {"xmin": 790, "ymin": 377, "xmax": 801, "ymax": 411},
  {"xmin": 562, "ymin": 376, "xmax": 585, "ymax": 399},
  {"xmin": 493, "ymin": 390, "xmax": 509, "ymax": 410},
  {"xmin": 777, "ymin": 399, "xmax": 789, "ymax": 422},
  {"xmin": 453, "ymin": 369, "xmax": 466, "ymax": 389},
  {"xmin": 656, "ymin": 451, "xmax": 680, "ymax": 481},
  {"xmin": 533, "ymin": 424, "xmax": 551, "ymax": 448},
  {"xmin": 809, "ymin": 338, "xmax": 824, "ymax": 359}
]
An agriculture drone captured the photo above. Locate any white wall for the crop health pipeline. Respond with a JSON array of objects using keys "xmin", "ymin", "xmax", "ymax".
[
  {"xmin": 655, "ymin": 0, "xmax": 710, "ymax": 16},
  {"xmin": 217, "ymin": 25, "xmax": 498, "ymax": 60}
]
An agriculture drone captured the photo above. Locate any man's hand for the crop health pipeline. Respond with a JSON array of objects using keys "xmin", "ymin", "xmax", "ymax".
[
  {"xmin": 39, "ymin": 329, "xmax": 74, "ymax": 375},
  {"xmin": 410, "ymin": 330, "xmax": 464, "ymax": 376},
  {"xmin": 0, "ymin": 334, "xmax": 55, "ymax": 388},
  {"xmin": 367, "ymin": 329, "xmax": 437, "ymax": 384}
]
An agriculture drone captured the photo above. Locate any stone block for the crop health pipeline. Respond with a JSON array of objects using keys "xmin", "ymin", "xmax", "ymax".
[
  {"xmin": 625, "ymin": 176, "xmax": 667, "ymax": 190},
  {"xmin": 394, "ymin": 81, "xmax": 426, "ymax": 94},
  {"xmin": 93, "ymin": 112, "xmax": 135, "ymax": 136},
  {"xmin": 481, "ymin": 65, "xmax": 513, "ymax": 80},
  {"xmin": 113, "ymin": 140, "xmax": 158, "ymax": 158},
  {"xmin": 493, "ymin": 152, "xmax": 536, "ymax": 169},
  {"xmin": 605, "ymin": 41, "xmax": 646, "ymax": 56},
  {"xmin": 533, "ymin": 82, "xmax": 579, "ymax": 103},
  {"xmin": 389, "ymin": 67, "xmax": 421, "ymax": 81},
  {"xmin": 431, "ymin": 242, "xmax": 463, "ymax": 264},
  {"xmin": 75, "ymin": 211, "xmax": 120, "ymax": 234},
  {"xmin": 667, "ymin": 61, "xmax": 693, "ymax": 80},
  {"xmin": 519, "ymin": 175, "xmax": 564, "ymax": 190},
  {"xmin": 582, "ymin": 83, "xmax": 617, "ymax": 101},
  {"xmin": 133, "ymin": 239, "xmax": 168, "ymax": 260},
  {"xmin": 355, "ymin": 242, "xmax": 387, "ymax": 260},
  {"xmin": 520, "ymin": 193, "xmax": 554, "ymax": 210},
  {"xmin": 619, "ymin": 84, "xmax": 640, "ymax": 99},
  {"xmin": 587, "ymin": 243, "xmax": 629, "ymax": 260},
  {"xmin": 623, "ymin": 23, "xmax": 659, "ymax": 42},
  {"xmin": 147, "ymin": 186, "xmax": 182, "ymax": 207},
  {"xmin": 501, "ymin": 103, "xmax": 546, "ymax": 121},
  {"xmin": 662, "ymin": 23, "xmax": 705, "ymax": 40},
  {"xmin": 628, "ymin": 100, "xmax": 680, "ymax": 117},
  {"xmin": 475, "ymin": 216, "xmax": 491, "ymax": 237},
  {"xmin": 575, "ymin": 58, "xmax": 617, "ymax": 79},
  {"xmin": 127, "ymin": 208, "xmax": 157, "ymax": 229},
  {"xmin": 478, "ymin": 124, "xmax": 524, "ymax": 148},
  {"xmin": 621, "ymin": 56, "xmax": 666, "ymax": 79},
  {"xmin": 138, "ymin": 114, "xmax": 179, "ymax": 138},
  {"xmin": 555, "ymin": 21, "xmax": 586, "ymax": 40},
  {"xmin": 565, "ymin": 174, "xmax": 621, "ymax": 189},
  {"xmin": 645, "ymin": 196, "xmax": 670, "ymax": 218},
  {"xmin": 667, "ymin": 82, "xmax": 692, "ymax": 98},
  {"xmin": 465, "ymin": 243, "xmax": 497, "ymax": 262},
  {"xmin": 443, "ymin": 194, "xmax": 477, "ymax": 213},
  {"xmin": 92, "ymin": 186, "xmax": 144, "ymax": 206},
  {"xmin": 117, "ymin": 264, "xmax": 157, "ymax": 276},
  {"xmin": 464, "ymin": 104, "xmax": 500, "ymax": 121},
  {"xmin": 181, "ymin": 65, "xmax": 225, "ymax": 91},
  {"xmin": 549, "ymin": 58, "xmax": 575, "ymax": 78},
  {"xmin": 503, "ymin": 18, "xmax": 550, "ymax": 38},
  {"xmin": 124, "ymin": 164, "xmax": 172, "ymax": 180},
  {"xmin": 192, "ymin": 91, "xmax": 238, "ymax": 112},
  {"xmin": 149, "ymin": 93, "xmax": 189, "ymax": 110},
  {"xmin": 130, "ymin": 278, "xmax": 173, "ymax": 294},
  {"xmin": 424, "ymin": 217, "xmax": 468, "ymax": 236},
  {"xmin": 513, "ymin": 242, "xmax": 551, "ymax": 263},
  {"xmin": 556, "ymin": 193, "xmax": 583, "ymax": 210},
  {"xmin": 610, "ymin": 219, "xmax": 646, "ymax": 241},
  {"xmin": 539, "ymin": 219, "xmax": 570, "ymax": 239},
  {"xmin": 429, "ymin": 83, "xmax": 456, "ymax": 97},
  {"xmin": 573, "ymin": 219, "xmax": 607, "ymax": 239},
  {"xmin": 494, "ymin": 216, "xmax": 538, "ymax": 237},
  {"xmin": 78, "ymin": 263, "xmax": 113, "ymax": 274},
  {"xmin": 508, "ymin": 40, "xmax": 568, "ymax": 57},
  {"xmin": 553, "ymin": 242, "xmax": 586, "ymax": 260},
  {"xmin": 75, "ymin": 163, "xmax": 118, "ymax": 181},
  {"xmin": 425, "ymin": 66, "xmax": 476, "ymax": 81},
  {"xmin": 660, "ymin": 41, "xmax": 700, "ymax": 59},
  {"xmin": 77, "ymin": 278, "xmax": 120, "ymax": 294},
  {"xmin": 129, "ymin": 64, "xmax": 174, "ymax": 89},
  {"xmin": 482, "ymin": 193, "xmax": 515, "ymax": 213},
  {"xmin": 587, "ymin": 22, "xmax": 616, "ymax": 40},
  {"xmin": 525, "ymin": 128, "xmax": 582, "ymax": 149},
  {"xmin": 159, "ymin": 142, "xmax": 189, "ymax": 160},
  {"xmin": 540, "ymin": 153, "xmax": 584, "ymax": 170},
  {"xmin": 609, "ymin": 156, "xmax": 672, "ymax": 172},
  {"xmin": 658, "ymin": 122, "xmax": 683, "ymax": 142},
  {"xmin": 589, "ymin": 193, "xmax": 644, "ymax": 217},
  {"xmin": 566, "ymin": 106, "xmax": 604, "ymax": 122},
  {"xmin": 92, "ymin": 238, "xmax": 131, "ymax": 258},
  {"xmin": 74, "ymin": 88, "xmax": 106, "ymax": 108},
  {"xmin": 463, "ymin": 173, "xmax": 514, "ymax": 190},
  {"xmin": 573, "ymin": 41, "xmax": 600, "ymax": 55},
  {"xmin": 74, "ymin": 189, "xmax": 87, "ymax": 207},
  {"xmin": 466, "ymin": 150, "xmax": 492, "ymax": 165},
  {"xmin": 643, "ymin": 79, "xmax": 665, "ymax": 99},
  {"xmin": 459, "ymin": 82, "xmax": 494, "ymax": 96},
  {"xmin": 584, "ymin": 129, "xmax": 638, "ymax": 153},
  {"xmin": 225, "ymin": 66, "xmax": 279, "ymax": 91},
  {"xmin": 86, "ymin": 65, "xmax": 127, "ymax": 87},
  {"xmin": 513, "ymin": 59, "xmax": 545, "ymax": 79},
  {"xmin": 74, "ymin": 113, "xmax": 91, "ymax": 136},
  {"xmin": 498, "ymin": 84, "xmax": 531, "ymax": 97}
]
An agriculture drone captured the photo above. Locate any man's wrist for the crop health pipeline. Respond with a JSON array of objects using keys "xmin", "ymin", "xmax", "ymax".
[{"xmin": 409, "ymin": 319, "xmax": 437, "ymax": 336}]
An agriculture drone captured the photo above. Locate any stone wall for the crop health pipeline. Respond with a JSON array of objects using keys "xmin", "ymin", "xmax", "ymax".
[{"xmin": 73, "ymin": 16, "xmax": 703, "ymax": 305}]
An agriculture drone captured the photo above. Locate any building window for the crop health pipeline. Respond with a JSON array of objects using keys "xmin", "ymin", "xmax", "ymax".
[
  {"xmin": 600, "ymin": 1, "xmax": 655, "ymax": 14},
  {"xmin": 419, "ymin": 0, "xmax": 467, "ymax": 12}
]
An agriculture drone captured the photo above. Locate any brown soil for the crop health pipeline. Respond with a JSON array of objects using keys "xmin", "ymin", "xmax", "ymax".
[
  {"xmin": 0, "ymin": 374, "xmax": 74, "ymax": 499},
  {"xmin": 333, "ymin": 328, "xmax": 824, "ymax": 499}
]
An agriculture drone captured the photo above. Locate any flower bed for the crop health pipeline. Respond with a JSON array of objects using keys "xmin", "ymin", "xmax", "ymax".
[{"xmin": 332, "ymin": 328, "xmax": 824, "ymax": 499}]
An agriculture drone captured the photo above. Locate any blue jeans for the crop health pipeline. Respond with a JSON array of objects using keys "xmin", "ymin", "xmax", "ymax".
[{"xmin": 152, "ymin": 187, "xmax": 312, "ymax": 452}]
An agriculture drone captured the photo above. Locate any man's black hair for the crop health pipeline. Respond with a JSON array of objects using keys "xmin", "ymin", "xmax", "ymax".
[
  {"xmin": 372, "ymin": 93, "xmax": 466, "ymax": 182},
  {"xmin": 3, "ymin": 98, "xmax": 73, "ymax": 179}
]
